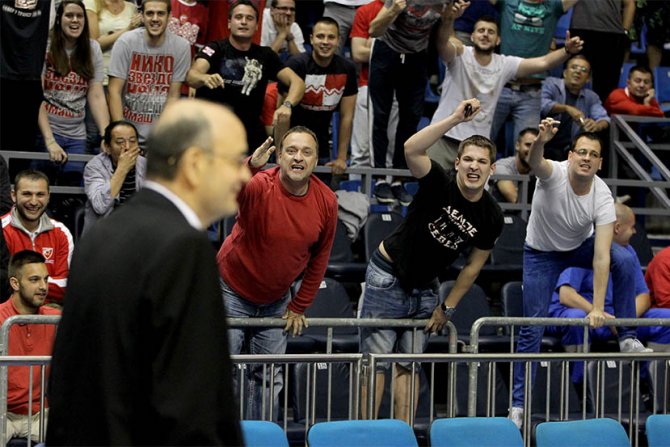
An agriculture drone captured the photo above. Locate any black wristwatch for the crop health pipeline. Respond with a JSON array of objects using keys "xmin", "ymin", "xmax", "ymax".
[{"xmin": 440, "ymin": 302, "xmax": 456, "ymax": 318}]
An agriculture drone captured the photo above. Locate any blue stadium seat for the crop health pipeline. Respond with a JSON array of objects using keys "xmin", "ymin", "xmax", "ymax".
[
  {"xmin": 430, "ymin": 417, "xmax": 523, "ymax": 447},
  {"xmin": 307, "ymin": 419, "xmax": 418, "ymax": 447},
  {"xmin": 646, "ymin": 414, "xmax": 670, "ymax": 447},
  {"xmin": 654, "ymin": 66, "xmax": 670, "ymax": 114},
  {"xmin": 535, "ymin": 418, "xmax": 629, "ymax": 447},
  {"xmin": 618, "ymin": 62, "xmax": 635, "ymax": 89},
  {"xmin": 241, "ymin": 420, "xmax": 289, "ymax": 447}
]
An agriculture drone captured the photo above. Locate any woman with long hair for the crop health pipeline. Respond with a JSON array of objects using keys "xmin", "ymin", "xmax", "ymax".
[{"xmin": 38, "ymin": 0, "xmax": 109, "ymax": 183}]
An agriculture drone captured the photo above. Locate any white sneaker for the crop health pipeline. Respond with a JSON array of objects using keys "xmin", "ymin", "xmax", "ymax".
[
  {"xmin": 620, "ymin": 338, "xmax": 653, "ymax": 353},
  {"xmin": 508, "ymin": 406, "xmax": 523, "ymax": 430}
]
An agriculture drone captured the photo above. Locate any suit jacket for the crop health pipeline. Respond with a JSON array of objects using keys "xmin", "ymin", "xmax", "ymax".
[{"xmin": 46, "ymin": 188, "xmax": 242, "ymax": 446}]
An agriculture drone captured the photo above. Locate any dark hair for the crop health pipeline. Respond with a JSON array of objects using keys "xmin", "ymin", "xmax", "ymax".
[
  {"xmin": 570, "ymin": 131, "xmax": 602, "ymax": 153},
  {"xmin": 49, "ymin": 0, "xmax": 93, "ymax": 79},
  {"xmin": 14, "ymin": 170, "xmax": 50, "ymax": 190},
  {"xmin": 473, "ymin": 15, "xmax": 498, "ymax": 32},
  {"xmin": 103, "ymin": 121, "xmax": 140, "ymax": 145},
  {"xmin": 8, "ymin": 250, "xmax": 46, "ymax": 280},
  {"xmin": 228, "ymin": 0, "xmax": 258, "ymax": 20},
  {"xmin": 145, "ymin": 110, "xmax": 213, "ymax": 180},
  {"xmin": 313, "ymin": 16, "xmax": 340, "ymax": 35},
  {"xmin": 564, "ymin": 54, "xmax": 590, "ymax": 72},
  {"xmin": 458, "ymin": 135, "xmax": 496, "ymax": 163},
  {"xmin": 517, "ymin": 127, "xmax": 539, "ymax": 142},
  {"xmin": 628, "ymin": 64, "xmax": 654, "ymax": 83},
  {"xmin": 141, "ymin": 0, "xmax": 171, "ymax": 13},
  {"xmin": 279, "ymin": 126, "xmax": 319, "ymax": 153}
]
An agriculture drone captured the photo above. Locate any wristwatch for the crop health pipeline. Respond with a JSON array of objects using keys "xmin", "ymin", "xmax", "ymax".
[
  {"xmin": 283, "ymin": 100, "xmax": 293, "ymax": 109},
  {"xmin": 440, "ymin": 302, "xmax": 456, "ymax": 318}
]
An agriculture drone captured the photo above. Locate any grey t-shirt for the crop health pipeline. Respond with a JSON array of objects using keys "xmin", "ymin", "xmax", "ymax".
[
  {"xmin": 570, "ymin": 0, "xmax": 625, "ymax": 34},
  {"xmin": 108, "ymin": 29, "xmax": 190, "ymax": 144},
  {"xmin": 381, "ymin": 0, "xmax": 444, "ymax": 53},
  {"xmin": 43, "ymin": 40, "xmax": 104, "ymax": 139}
]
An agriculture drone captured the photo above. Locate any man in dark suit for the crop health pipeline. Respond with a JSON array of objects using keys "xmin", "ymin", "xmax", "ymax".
[{"xmin": 46, "ymin": 99, "xmax": 251, "ymax": 446}]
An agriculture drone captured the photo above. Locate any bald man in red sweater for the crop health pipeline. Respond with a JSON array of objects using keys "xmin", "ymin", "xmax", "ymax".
[{"xmin": 217, "ymin": 126, "xmax": 337, "ymax": 420}]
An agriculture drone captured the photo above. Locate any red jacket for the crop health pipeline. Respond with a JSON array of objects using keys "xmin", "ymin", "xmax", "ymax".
[
  {"xmin": 604, "ymin": 87, "xmax": 664, "ymax": 118},
  {"xmin": 0, "ymin": 299, "xmax": 60, "ymax": 414},
  {"xmin": 2, "ymin": 209, "xmax": 73, "ymax": 304}
]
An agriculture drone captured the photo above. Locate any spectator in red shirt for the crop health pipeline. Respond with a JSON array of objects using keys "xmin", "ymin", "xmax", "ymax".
[
  {"xmin": 2, "ymin": 250, "xmax": 60, "ymax": 443},
  {"xmin": 604, "ymin": 65, "xmax": 664, "ymax": 118}
]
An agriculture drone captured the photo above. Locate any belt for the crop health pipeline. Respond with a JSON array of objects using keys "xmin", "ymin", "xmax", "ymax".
[{"xmin": 505, "ymin": 82, "xmax": 542, "ymax": 92}]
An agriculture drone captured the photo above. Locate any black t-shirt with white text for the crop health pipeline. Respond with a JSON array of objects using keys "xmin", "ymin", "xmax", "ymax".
[{"xmin": 384, "ymin": 160, "xmax": 504, "ymax": 291}]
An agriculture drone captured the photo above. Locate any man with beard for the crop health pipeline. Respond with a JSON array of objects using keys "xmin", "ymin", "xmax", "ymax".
[
  {"xmin": 508, "ymin": 120, "xmax": 642, "ymax": 430},
  {"xmin": 1, "ymin": 171, "xmax": 73, "ymax": 306},
  {"xmin": 490, "ymin": 127, "xmax": 536, "ymax": 204},
  {"xmin": 604, "ymin": 65, "xmax": 664, "ymax": 118},
  {"xmin": 426, "ymin": 15, "xmax": 584, "ymax": 170},
  {"xmin": 541, "ymin": 55, "xmax": 610, "ymax": 161},
  {"xmin": 1, "ymin": 251, "xmax": 60, "ymax": 443},
  {"xmin": 189, "ymin": 0, "xmax": 304, "ymax": 151}
]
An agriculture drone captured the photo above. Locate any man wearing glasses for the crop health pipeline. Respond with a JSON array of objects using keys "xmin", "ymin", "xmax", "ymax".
[
  {"xmin": 541, "ymin": 55, "xmax": 610, "ymax": 161},
  {"xmin": 261, "ymin": 0, "xmax": 306, "ymax": 60},
  {"xmin": 508, "ymin": 119, "xmax": 643, "ymax": 430}
]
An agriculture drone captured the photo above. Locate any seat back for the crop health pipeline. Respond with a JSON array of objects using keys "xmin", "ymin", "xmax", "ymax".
[
  {"xmin": 454, "ymin": 362, "xmax": 510, "ymax": 417},
  {"xmin": 240, "ymin": 420, "xmax": 289, "ymax": 447},
  {"xmin": 646, "ymin": 414, "xmax": 670, "ymax": 447},
  {"xmin": 302, "ymin": 278, "xmax": 356, "ymax": 337},
  {"xmin": 501, "ymin": 281, "xmax": 524, "ymax": 335},
  {"xmin": 430, "ymin": 417, "xmax": 523, "ymax": 447},
  {"xmin": 654, "ymin": 66, "xmax": 670, "ymax": 108},
  {"xmin": 531, "ymin": 361, "xmax": 581, "ymax": 420},
  {"xmin": 535, "ymin": 418, "xmax": 630, "ymax": 447},
  {"xmin": 307, "ymin": 419, "xmax": 418, "ymax": 447},
  {"xmin": 363, "ymin": 211, "xmax": 404, "ymax": 261},
  {"xmin": 291, "ymin": 362, "xmax": 354, "ymax": 422},
  {"xmin": 630, "ymin": 221, "xmax": 654, "ymax": 267},
  {"xmin": 491, "ymin": 214, "xmax": 526, "ymax": 267},
  {"xmin": 329, "ymin": 219, "xmax": 355, "ymax": 263},
  {"xmin": 440, "ymin": 281, "xmax": 495, "ymax": 336}
]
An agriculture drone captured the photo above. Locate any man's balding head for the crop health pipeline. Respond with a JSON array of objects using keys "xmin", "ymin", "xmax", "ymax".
[
  {"xmin": 614, "ymin": 203, "xmax": 636, "ymax": 247},
  {"xmin": 145, "ymin": 99, "xmax": 250, "ymax": 225}
]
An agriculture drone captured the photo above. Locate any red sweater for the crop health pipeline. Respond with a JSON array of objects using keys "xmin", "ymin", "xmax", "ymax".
[
  {"xmin": 604, "ymin": 88, "xmax": 664, "ymax": 118},
  {"xmin": 646, "ymin": 246, "xmax": 670, "ymax": 309},
  {"xmin": 217, "ymin": 167, "xmax": 337, "ymax": 314},
  {"xmin": 0, "ymin": 299, "xmax": 60, "ymax": 414}
]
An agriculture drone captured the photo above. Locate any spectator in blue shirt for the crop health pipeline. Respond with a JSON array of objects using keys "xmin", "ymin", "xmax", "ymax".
[{"xmin": 541, "ymin": 55, "xmax": 609, "ymax": 161}]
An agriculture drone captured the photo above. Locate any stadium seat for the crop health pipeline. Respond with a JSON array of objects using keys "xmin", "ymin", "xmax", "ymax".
[
  {"xmin": 363, "ymin": 211, "xmax": 404, "ymax": 262},
  {"xmin": 430, "ymin": 417, "xmax": 523, "ymax": 447},
  {"xmin": 325, "ymin": 219, "xmax": 367, "ymax": 282},
  {"xmin": 535, "ymin": 418, "xmax": 630, "ymax": 447},
  {"xmin": 307, "ymin": 419, "xmax": 418, "ymax": 447},
  {"xmin": 654, "ymin": 66, "xmax": 670, "ymax": 113},
  {"xmin": 630, "ymin": 220, "xmax": 654, "ymax": 267},
  {"xmin": 291, "ymin": 361, "xmax": 354, "ymax": 423},
  {"xmin": 240, "ymin": 420, "xmax": 289, "ymax": 447},
  {"xmin": 619, "ymin": 62, "xmax": 635, "ymax": 89},
  {"xmin": 646, "ymin": 414, "xmax": 670, "ymax": 447}
]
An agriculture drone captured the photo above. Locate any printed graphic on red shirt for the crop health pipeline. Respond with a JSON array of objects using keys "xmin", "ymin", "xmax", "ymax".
[
  {"xmin": 123, "ymin": 52, "xmax": 174, "ymax": 124},
  {"xmin": 302, "ymin": 74, "xmax": 347, "ymax": 112},
  {"xmin": 168, "ymin": 15, "xmax": 200, "ymax": 46}
]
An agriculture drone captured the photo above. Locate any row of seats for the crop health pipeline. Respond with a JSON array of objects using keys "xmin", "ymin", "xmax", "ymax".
[{"xmin": 241, "ymin": 415, "xmax": 670, "ymax": 447}]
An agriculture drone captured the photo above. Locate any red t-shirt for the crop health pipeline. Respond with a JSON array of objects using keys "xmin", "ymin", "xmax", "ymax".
[
  {"xmin": 350, "ymin": 0, "xmax": 384, "ymax": 88},
  {"xmin": 604, "ymin": 88, "xmax": 664, "ymax": 118},
  {"xmin": 646, "ymin": 246, "xmax": 670, "ymax": 309},
  {"xmin": 0, "ymin": 299, "xmax": 60, "ymax": 414}
]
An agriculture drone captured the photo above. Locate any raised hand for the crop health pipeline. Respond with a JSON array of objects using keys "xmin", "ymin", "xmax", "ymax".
[
  {"xmin": 250, "ymin": 136, "xmax": 276, "ymax": 168},
  {"xmin": 564, "ymin": 30, "xmax": 584, "ymax": 55}
]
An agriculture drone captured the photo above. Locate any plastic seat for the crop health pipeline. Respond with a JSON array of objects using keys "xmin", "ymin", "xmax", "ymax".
[
  {"xmin": 646, "ymin": 414, "xmax": 670, "ymax": 447},
  {"xmin": 291, "ymin": 361, "xmax": 354, "ymax": 423},
  {"xmin": 619, "ymin": 62, "xmax": 635, "ymax": 88},
  {"xmin": 307, "ymin": 419, "xmax": 418, "ymax": 447},
  {"xmin": 363, "ymin": 211, "xmax": 404, "ymax": 262},
  {"xmin": 430, "ymin": 417, "xmax": 523, "ymax": 447},
  {"xmin": 654, "ymin": 66, "xmax": 670, "ymax": 113},
  {"xmin": 535, "ymin": 418, "xmax": 630, "ymax": 447},
  {"xmin": 630, "ymin": 221, "xmax": 654, "ymax": 267},
  {"xmin": 325, "ymin": 219, "xmax": 367, "ymax": 283},
  {"xmin": 240, "ymin": 420, "xmax": 289, "ymax": 447}
]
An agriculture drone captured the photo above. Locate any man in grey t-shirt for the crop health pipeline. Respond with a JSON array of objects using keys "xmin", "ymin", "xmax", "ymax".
[
  {"xmin": 490, "ymin": 127, "xmax": 536, "ymax": 204},
  {"xmin": 108, "ymin": 0, "xmax": 190, "ymax": 146}
]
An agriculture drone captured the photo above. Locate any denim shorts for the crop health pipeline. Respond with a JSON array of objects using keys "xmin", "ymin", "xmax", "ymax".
[{"xmin": 359, "ymin": 249, "xmax": 438, "ymax": 371}]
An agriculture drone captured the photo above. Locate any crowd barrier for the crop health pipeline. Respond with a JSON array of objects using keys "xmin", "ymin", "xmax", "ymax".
[{"xmin": 1, "ymin": 315, "xmax": 670, "ymax": 446}]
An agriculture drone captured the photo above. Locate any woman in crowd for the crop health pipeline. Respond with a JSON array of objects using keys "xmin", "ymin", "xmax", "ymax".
[{"xmin": 38, "ymin": 0, "xmax": 109, "ymax": 184}]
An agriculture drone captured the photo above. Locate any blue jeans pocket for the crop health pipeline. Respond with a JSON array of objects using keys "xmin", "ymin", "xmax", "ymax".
[{"xmin": 366, "ymin": 263, "xmax": 397, "ymax": 290}]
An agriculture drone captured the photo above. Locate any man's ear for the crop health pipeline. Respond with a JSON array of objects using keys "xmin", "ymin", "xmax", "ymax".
[{"xmin": 9, "ymin": 276, "xmax": 19, "ymax": 292}]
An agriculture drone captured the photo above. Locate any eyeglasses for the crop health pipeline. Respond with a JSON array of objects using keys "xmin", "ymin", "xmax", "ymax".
[
  {"xmin": 568, "ymin": 65, "xmax": 589, "ymax": 74},
  {"xmin": 572, "ymin": 149, "xmax": 601, "ymax": 158},
  {"xmin": 273, "ymin": 6, "xmax": 295, "ymax": 12}
]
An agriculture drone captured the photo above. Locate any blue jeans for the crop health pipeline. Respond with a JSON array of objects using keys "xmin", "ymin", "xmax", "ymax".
[
  {"xmin": 638, "ymin": 308, "xmax": 670, "ymax": 345},
  {"xmin": 359, "ymin": 249, "xmax": 438, "ymax": 372},
  {"xmin": 35, "ymin": 133, "xmax": 87, "ymax": 185},
  {"xmin": 221, "ymin": 278, "xmax": 290, "ymax": 420},
  {"xmin": 490, "ymin": 86, "xmax": 542, "ymax": 158},
  {"xmin": 511, "ymin": 238, "xmax": 637, "ymax": 407}
]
